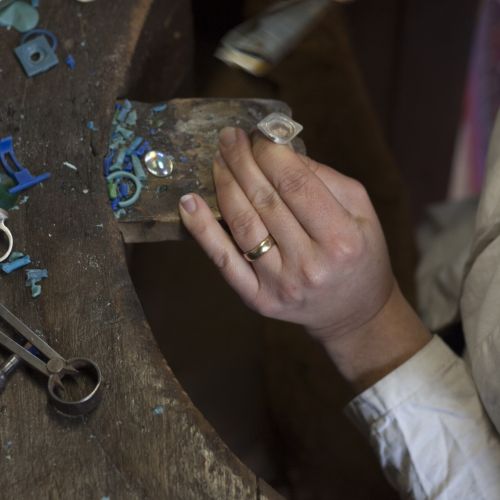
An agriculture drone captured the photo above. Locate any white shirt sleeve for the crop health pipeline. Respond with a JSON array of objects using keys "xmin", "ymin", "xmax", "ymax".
[{"xmin": 345, "ymin": 336, "xmax": 500, "ymax": 499}]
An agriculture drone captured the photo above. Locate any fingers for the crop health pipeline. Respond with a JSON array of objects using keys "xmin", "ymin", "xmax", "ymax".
[
  {"xmin": 178, "ymin": 193, "xmax": 259, "ymax": 304},
  {"xmin": 213, "ymin": 153, "xmax": 281, "ymax": 271},
  {"xmin": 217, "ymin": 127, "xmax": 310, "ymax": 253},
  {"xmin": 245, "ymin": 130, "xmax": 352, "ymax": 242}
]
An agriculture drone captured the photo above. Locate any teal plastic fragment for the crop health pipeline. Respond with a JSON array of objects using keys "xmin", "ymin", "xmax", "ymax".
[
  {"xmin": 125, "ymin": 110, "xmax": 137, "ymax": 127},
  {"xmin": 110, "ymin": 148, "xmax": 127, "ymax": 171},
  {"xmin": 25, "ymin": 268, "xmax": 48, "ymax": 298},
  {"xmin": 113, "ymin": 208, "xmax": 126, "ymax": 219},
  {"xmin": 106, "ymin": 171, "xmax": 142, "ymax": 208},
  {"xmin": 0, "ymin": 1, "xmax": 39, "ymax": 32},
  {"xmin": 151, "ymin": 104, "xmax": 167, "ymax": 113},
  {"xmin": 126, "ymin": 136, "xmax": 143, "ymax": 155},
  {"xmin": 131, "ymin": 154, "xmax": 147, "ymax": 182},
  {"xmin": 31, "ymin": 283, "xmax": 41, "ymax": 298},
  {"xmin": 116, "ymin": 126, "xmax": 133, "ymax": 140},
  {"xmin": 152, "ymin": 405, "xmax": 165, "ymax": 415},
  {"xmin": 25, "ymin": 268, "xmax": 48, "ymax": 282},
  {"xmin": 8, "ymin": 251, "xmax": 24, "ymax": 262}
]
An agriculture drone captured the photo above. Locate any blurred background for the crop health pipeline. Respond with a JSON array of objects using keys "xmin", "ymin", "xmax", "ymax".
[{"xmin": 129, "ymin": 0, "xmax": 481, "ymax": 498}]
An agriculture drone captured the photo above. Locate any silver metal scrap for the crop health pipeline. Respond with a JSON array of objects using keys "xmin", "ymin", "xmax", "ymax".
[{"xmin": 257, "ymin": 112, "xmax": 303, "ymax": 145}]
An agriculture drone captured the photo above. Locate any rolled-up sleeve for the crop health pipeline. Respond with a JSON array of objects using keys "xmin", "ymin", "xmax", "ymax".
[{"xmin": 345, "ymin": 336, "xmax": 500, "ymax": 499}]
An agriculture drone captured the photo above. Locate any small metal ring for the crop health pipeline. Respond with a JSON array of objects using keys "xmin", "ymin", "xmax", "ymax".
[
  {"xmin": 0, "ymin": 214, "xmax": 13, "ymax": 263},
  {"xmin": 47, "ymin": 358, "xmax": 102, "ymax": 417},
  {"xmin": 21, "ymin": 29, "xmax": 58, "ymax": 51}
]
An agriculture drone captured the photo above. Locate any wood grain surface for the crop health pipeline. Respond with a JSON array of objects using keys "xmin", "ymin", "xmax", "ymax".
[
  {"xmin": 0, "ymin": 1, "xmax": 281, "ymax": 498},
  {"xmin": 117, "ymin": 98, "xmax": 304, "ymax": 243}
]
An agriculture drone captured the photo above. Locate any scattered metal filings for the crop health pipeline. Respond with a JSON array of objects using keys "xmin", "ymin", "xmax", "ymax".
[{"xmin": 144, "ymin": 151, "xmax": 174, "ymax": 178}]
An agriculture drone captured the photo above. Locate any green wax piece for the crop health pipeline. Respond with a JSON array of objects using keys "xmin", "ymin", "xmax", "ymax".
[
  {"xmin": 107, "ymin": 182, "xmax": 118, "ymax": 200},
  {"xmin": 0, "ymin": 174, "xmax": 19, "ymax": 210}
]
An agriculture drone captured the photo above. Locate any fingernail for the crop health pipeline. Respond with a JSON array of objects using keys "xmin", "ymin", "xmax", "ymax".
[
  {"xmin": 180, "ymin": 194, "xmax": 197, "ymax": 214},
  {"xmin": 219, "ymin": 127, "xmax": 237, "ymax": 147}
]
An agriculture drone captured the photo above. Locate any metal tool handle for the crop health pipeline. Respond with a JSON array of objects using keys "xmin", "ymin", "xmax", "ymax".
[{"xmin": 47, "ymin": 358, "xmax": 102, "ymax": 417}]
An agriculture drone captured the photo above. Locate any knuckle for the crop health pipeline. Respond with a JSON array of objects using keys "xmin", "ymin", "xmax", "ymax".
[
  {"xmin": 330, "ymin": 230, "xmax": 365, "ymax": 265},
  {"xmin": 229, "ymin": 209, "xmax": 260, "ymax": 238},
  {"xmin": 210, "ymin": 248, "xmax": 231, "ymax": 271},
  {"xmin": 253, "ymin": 296, "xmax": 280, "ymax": 318},
  {"xmin": 276, "ymin": 280, "xmax": 305, "ymax": 307},
  {"xmin": 277, "ymin": 169, "xmax": 310, "ymax": 197},
  {"xmin": 300, "ymin": 263, "xmax": 326, "ymax": 289},
  {"xmin": 249, "ymin": 187, "xmax": 279, "ymax": 212},
  {"xmin": 349, "ymin": 178, "xmax": 369, "ymax": 202}
]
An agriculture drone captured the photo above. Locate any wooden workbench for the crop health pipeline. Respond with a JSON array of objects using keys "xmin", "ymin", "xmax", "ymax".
[{"xmin": 0, "ymin": 1, "xmax": 281, "ymax": 498}]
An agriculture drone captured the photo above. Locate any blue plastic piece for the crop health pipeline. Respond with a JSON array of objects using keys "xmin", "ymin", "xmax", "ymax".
[
  {"xmin": 87, "ymin": 121, "xmax": 98, "ymax": 131},
  {"xmin": 21, "ymin": 28, "xmax": 58, "ymax": 50},
  {"xmin": 0, "ymin": 136, "xmax": 51, "ymax": 194},
  {"xmin": 14, "ymin": 35, "xmax": 59, "ymax": 77},
  {"xmin": 0, "ymin": 255, "xmax": 31, "ymax": 274},
  {"xmin": 25, "ymin": 268, "xmax": 48, "ymax": 283},
  {"xmin": 25, "ymin": 268, "xmax": 48, "ymax": 297},
  {"xmin": 31, "ymin": 0, "xmax": 39, "ymax": 7},
  {"xmin": 135, "ymin": 140, "xmax": 152, "ymax": 157},
  {"xmin": 103, "ymin": 151, "xmax": 114, "ymax": 176},
  {"xmin": 126, "ymin": 136, "xmax": 143, "ymax": 155},
  {"xmin": 152, "ymin": 405, "xmax": 165, "ymax": 415},
  {"xmin": 119, "ymin": 182, "xmax": 129, "ymax": 197},
  {"xmin": 151, "ymin": 104, "xmax": 167, "ymax": 113},
  {"xmin": 117, "ymin": 106, "xmax": 129, "ymax": 123},
  {"xmin": 65, "ymin": 54, "xmax": 76, "ymax": 69}
]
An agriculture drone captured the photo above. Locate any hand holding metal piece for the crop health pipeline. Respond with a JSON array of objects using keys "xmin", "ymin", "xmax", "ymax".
[
  {"xmin": 0, "ymin": 303, "xmax": 102, "ymax": 416},
  {"xmin": 0, "ymin": 209, "xmax": 13, "ymax": 263}
]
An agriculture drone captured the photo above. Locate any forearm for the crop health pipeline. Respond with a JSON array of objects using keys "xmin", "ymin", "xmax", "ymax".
[
  {"xmin": 314, "ymin": 283, "xmax": 432, "ymax": 392},
  {"xmin": 314, "ymin": 285, "xmax": 500, "ymax": 498}
]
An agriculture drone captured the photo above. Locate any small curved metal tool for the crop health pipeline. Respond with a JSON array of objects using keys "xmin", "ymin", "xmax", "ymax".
[
  {"xmin": 0, "ymin": 303, "xmax": 102, "ymax": 416},
  {"xmin": 0, "ymin": 209, "xmax": 13, "ymax": 263}
]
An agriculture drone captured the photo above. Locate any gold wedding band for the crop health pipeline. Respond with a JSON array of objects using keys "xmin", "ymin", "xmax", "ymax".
[{"xmin": 243, "ymin": 235, "xmax": 276, "ymax": 262}]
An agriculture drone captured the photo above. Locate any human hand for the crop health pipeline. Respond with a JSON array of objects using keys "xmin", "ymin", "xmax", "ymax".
[{"xmin": 178, "ymin": 127, "xmax": 395, "ymax": 343}]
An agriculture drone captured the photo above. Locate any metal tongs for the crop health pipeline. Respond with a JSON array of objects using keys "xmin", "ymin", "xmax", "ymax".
[{"xmin": 0, "ymin": 303, "xmax": 102, "ymax": 416}]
